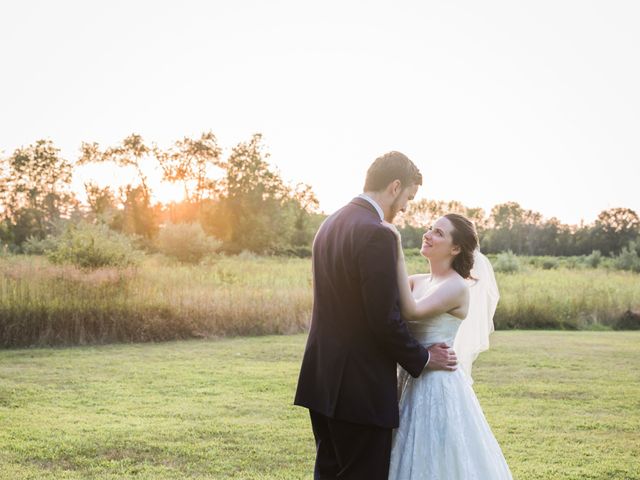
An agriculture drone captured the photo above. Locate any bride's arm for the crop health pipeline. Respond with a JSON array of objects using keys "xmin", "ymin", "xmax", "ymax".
[
  {"xmin": 411, "ymin": 278, "xmax": 467, "ymax": 321},
  {"xmin": 385, "ymin": 223, "xmax": 466, "ymax": 322}
]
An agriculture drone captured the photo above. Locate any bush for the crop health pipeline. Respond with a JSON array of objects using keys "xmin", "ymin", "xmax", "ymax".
[
  {"xmin": 46, "ymin": 222, "xmax": 141, "ymax": 269},
  {"xmin": 584, "ymin": 250, "xmax": 603, "ymax": 268},
  {"xmin": 613, "ymin": 242, "xmax": 640, "ymax": 273},
  {"xmin": 23, "ymin": 235, "xmax": 58, "ymax": 255},
  {"xmin": 541, "ymin": 258, "xmax": 559, "ymax": 270},
  {"xmin": 492, "ymin": 250, "xmax": 521, "ymax": 273},
  {"xmin": 561, "ymin": 256, "xmax": 583, "ymax": 269},
  {"xmin": 615, "ymin": 310, "xmax": 640, "ymax": 330},
  {"xmin": 271, "ymin": 245, "xmax": 312, "ymax": 258},
  {"xmin": 0, "ymin": 243, "xmax": 11, "ymax": 257},
  {"xmin": 156, "ymin": 222, "xmax": 221, "ymax": 264}
]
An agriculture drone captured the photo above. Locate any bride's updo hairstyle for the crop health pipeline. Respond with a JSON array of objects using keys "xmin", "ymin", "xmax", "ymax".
[{"xmin": 444, "ymin": 213, "xmax": 479, "ymax": 279}]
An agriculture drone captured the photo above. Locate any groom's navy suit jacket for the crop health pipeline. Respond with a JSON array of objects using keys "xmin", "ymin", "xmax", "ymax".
[{"xmin": 294, "ymin": 197, "xmax": 429, "ymax": 429}]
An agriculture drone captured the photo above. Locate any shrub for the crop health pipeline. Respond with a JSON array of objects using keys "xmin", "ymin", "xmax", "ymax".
[
  {"xmin": 561, "ymin": 256, "xmax": 583, "ymax": 269},
  {"xmin": 23, "ymin": 235, "xmax": 58, "ymax": 255},
  {"xmin": 615, "ymin": 310, "xmax": 640, "ymax": 330},
  {"xmin": 584, "ymin": 250, "xmax": 603, "ymax": 268},
  {"xmin": 0, "ymin": 243, "xmax": 11, "ymax": 257},
  {"xmin": 613, "ymin": 242, "xmax": 640, "ymax": 273},
  {"xmin": 46, "ymin": 222, "xmax": 141, "ymax": 269},
  {"xmin": 541, "ymin": 258, "xmax": 559, "ymax": 270},
  {"xmin": 492, "ymin": 250, "xmax": 521, "ymax": 273},
  {"xmin": 156, "ymin": 222, "xmax": 222, "ymax": 264},
  {"xmin": 271, "ymin": 245, "xmax": 312, "ymax": 258}
]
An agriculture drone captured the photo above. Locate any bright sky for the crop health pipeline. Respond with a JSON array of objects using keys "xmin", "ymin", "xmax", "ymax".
[{"xmin": 1, "ymin": 0, "xmax": 639, "ymax": 225}]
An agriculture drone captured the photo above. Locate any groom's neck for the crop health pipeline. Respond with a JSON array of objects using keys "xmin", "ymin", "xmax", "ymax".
[{"xmin": 362, "ymin": 191, "xmax": 391, "ymax": 219}]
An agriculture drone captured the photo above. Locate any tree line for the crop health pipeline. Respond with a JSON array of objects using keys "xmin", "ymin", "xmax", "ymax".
[
  {"xmin": 397, "ymin": 199, "xmax": 640, "ymax": 257},
  {"xmin": 0, "ymin": 133, "xmax": 323, "ymax": 255},
  {"xmin": 1, "ymin": 134, "xmax": 638, "ymax": 258}
]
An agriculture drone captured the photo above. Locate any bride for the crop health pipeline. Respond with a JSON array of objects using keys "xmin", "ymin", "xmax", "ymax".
[{"xmin": 383, "ymin": 213, "xmax": 513, "ymax": 480}]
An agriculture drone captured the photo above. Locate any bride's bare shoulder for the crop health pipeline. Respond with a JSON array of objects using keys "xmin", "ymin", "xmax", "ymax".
[{"xmin": 446, "ymin": 273, "xmax": 470, "ymax": 294}]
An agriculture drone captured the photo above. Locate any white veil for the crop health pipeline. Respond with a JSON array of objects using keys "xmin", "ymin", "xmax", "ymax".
[{"xmin": 453, "ymin": 249, "xmax": 500, "ymax": 384}]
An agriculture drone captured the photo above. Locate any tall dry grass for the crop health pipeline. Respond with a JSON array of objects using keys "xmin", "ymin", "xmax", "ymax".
[
  {"xmin": 0, "ymin": 254, "xmax": 311, "ymax": 347},
  {"xmin": 1, "ymin": 254, "xmax": 639, "ymax": 347}
]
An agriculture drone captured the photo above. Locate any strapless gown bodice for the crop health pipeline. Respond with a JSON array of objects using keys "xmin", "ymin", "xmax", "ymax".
[{"xmin": 406, "ymin": 313, "xmax": 462, "ymax": 347}]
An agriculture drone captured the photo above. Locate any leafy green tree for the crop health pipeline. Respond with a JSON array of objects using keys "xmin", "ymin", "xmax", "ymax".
[
  {"xmin": 113, "ymin": 185, "xmax": 160, "ymax": 240},
  {"xmin": 199, "ymin": 134, "xmax": 322, "ymax": 253},
  {"xmin": 156, "ymin": 131, "xmax": 222, "ymax": 205},
  {"xmin": 290, "ymin": 183, "xmax": 320, "ymax": 247},
  {"xmin": 0, "ymin": 140, "xmax": 75, "ymax": 246},
  {"xmin": 211, "ymin": 134, "xmax": 290, "ymax": 252},
  {"xmin": 593, "ymin": 208, "xmax": 640, "ymax": 255},
  {"xmin": 84, "ymin": 183, "xmax": 118, "ymax": 224},
  {"xmin": 80, "ymin": 134, "xmax": 151, "ymax": 197},
  {"xmin": 484, "ymin": 202, "xmax": 544, "ymax": 254},
  {"xmin": 80, "ymin": 135, "xmax": 160, "ymax": 240}
]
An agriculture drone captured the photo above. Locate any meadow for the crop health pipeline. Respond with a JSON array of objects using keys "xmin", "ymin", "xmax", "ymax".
[
  {"xmin": 1, "ymin": 254, "xmax": 639, "ymax": 347},
  {"xmin": 0, "ymin": 331, "xmax": 638, "ymax": 479},
  {"xmin": 0, "ymin": 254, "xmax": 312, "ymax": 347}
]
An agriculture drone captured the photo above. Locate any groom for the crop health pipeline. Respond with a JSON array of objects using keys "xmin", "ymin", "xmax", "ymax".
[{"xmin": 294, "ymin": 151, "xmax": 457, "ymax": 479}]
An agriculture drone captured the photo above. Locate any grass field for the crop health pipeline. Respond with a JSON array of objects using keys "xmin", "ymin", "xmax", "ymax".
[
  {"xmin": 1, "ymin": 255, "xmax": 639, "ymax": 347},
  {"xmin": 1, "ymin": 331, "xmax": 639, "ymax": 479}
]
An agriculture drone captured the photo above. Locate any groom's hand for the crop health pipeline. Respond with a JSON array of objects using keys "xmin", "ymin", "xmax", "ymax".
[{"xmin": 425, "ymin": 343, "xmax": 457, "ymax": 371}]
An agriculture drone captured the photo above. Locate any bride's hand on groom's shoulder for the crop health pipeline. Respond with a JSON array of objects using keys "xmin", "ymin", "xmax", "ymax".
[{"xmin": 381, "ymin": 221, "xmax": 401, "ymax": 240}]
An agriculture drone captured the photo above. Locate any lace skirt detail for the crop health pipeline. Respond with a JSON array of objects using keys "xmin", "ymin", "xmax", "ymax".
[{"xmin": 388, "ymin": 367, "xmax": 513, "ymax": 480}]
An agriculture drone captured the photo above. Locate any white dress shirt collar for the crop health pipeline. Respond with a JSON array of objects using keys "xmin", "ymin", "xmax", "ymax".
[{"xmin": 358, "ymin": 193, "xmax": 384, "ymax": 221}]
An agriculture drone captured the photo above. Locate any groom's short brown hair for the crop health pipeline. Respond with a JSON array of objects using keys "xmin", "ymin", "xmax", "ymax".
[{"xmin": 363, "ymin": 151, "xmax": 422, "ymax": 192}]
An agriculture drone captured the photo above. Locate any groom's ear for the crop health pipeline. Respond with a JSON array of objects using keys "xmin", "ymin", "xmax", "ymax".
[{"xmin": 388, "ymin": 179, "xmax": 402, "ymax": 196}]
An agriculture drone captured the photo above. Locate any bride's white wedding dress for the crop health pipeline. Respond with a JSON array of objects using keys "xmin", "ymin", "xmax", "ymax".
[{"xmin": 388, "ymin": 280, "xmax": 513, "ymax": 480}]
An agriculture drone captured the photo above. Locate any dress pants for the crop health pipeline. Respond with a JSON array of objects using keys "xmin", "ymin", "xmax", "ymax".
[{"xmin": 309, "ymin": 410, "xmax": 392, "ymax": 480}]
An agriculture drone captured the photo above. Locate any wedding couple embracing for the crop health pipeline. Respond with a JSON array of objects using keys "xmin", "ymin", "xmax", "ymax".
[{"xmin": 294, "ymin": 152, "xmax": 512, "ymax": 479}]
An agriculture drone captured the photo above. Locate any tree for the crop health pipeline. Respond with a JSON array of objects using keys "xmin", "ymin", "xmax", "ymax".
[
  {"xmin": 290, "ymin": 182, "xmax": 320, "ymax": 247},
  {"xmin": 155, "ymin": 131, "xmax": 223, "ymax": 205},
  {"xmin": 113, "ymin": 185, "xmax": 160, "ymax": 240},
  {"xmin": 84, "ymin": 183, "xmax": 117, "ymax": 220},
  {"xmin": 212, "ymin": 134, "xmax": 290, "ymax": 252},
  {"xmin": 0, "ymin": 140, "xmax": 75, "ymax": 246},
  {"xmin": 80, "ymin": 134, "xmax": 152, "ymax": 199},
  {"xmin": 200, "ymin": 133, "xmax": 321, "ymax": 253},
  {"xmin": 593, "ymin": 208, "xmax": 640, "ymax": 255},
  {"xmin": 80, "ymin": 135, "xmax": 160, "ymax": 240},
  {"xmin": 489, "ymin": 202, "xmax": 525, "ymax": 230},
  {"xmin": 484, "ymin": 202, "xmax": 545, "ymax": 254}
]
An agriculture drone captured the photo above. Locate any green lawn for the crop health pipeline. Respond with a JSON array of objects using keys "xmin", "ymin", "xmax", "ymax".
[{"xmin": 0, "ymin": 332, "xmax": 639, "ymax": 479}]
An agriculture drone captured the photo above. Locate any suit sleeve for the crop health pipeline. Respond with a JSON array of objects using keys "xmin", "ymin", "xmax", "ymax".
[{"xmin": 358, "ymin": 227, "xmax": 430, "ymax": 377}]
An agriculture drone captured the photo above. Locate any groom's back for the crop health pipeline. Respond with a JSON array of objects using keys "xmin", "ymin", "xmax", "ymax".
[
  {"xmin": 310, "ymin": 200, "xmax": 379, "ymax": 338},
  {"xmin": 294, "ymin": 197, "xmax": 404, "ymax": 427}
]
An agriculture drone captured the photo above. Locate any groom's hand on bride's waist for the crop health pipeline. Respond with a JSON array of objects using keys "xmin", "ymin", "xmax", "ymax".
[{"xmin": 425, "ymin": 343, "xmax": 458, "ymax": 372}]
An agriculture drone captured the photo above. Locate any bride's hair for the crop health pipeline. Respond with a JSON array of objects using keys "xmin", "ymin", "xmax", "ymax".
[{"xmin": 444, "ymin": 213, "xmax": 479, "ymax": 279}]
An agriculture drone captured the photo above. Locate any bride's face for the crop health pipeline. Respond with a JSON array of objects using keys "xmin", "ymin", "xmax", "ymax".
[{"xmin": 420, "ymin": 217, "xmax": 461, "ymax": 260}]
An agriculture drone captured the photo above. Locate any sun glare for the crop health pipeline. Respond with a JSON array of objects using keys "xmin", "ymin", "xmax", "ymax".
[
  {"xmin": 72, "ymin": 162, "xmax": 187, "ymax": 206},
  {"xmin": 152, "ymin": 182, "xmax": 185, "ymax": 204}
]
